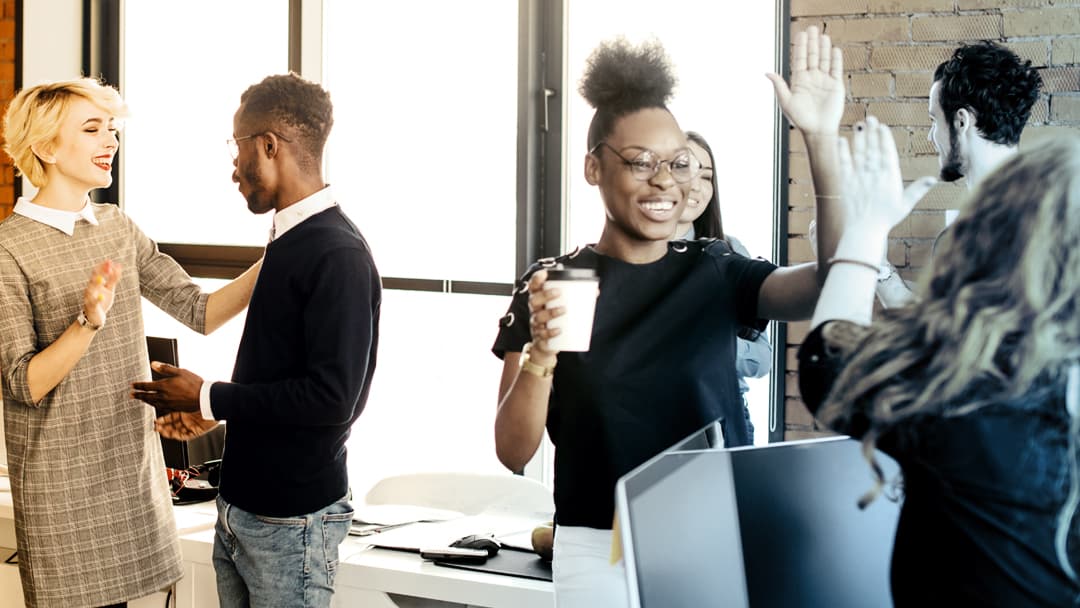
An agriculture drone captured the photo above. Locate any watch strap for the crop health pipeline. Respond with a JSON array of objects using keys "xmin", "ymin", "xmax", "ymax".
[
  {"xmin": 520, "ymin": 343, "xmax": 556, "ymax": 378},
  {"xmin": 77, "ymin": 311, "xmax": 102, "ymax": 331}
]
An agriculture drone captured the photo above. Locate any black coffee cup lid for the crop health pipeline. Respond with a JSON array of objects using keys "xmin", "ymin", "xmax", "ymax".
[{"xmin": 546, "ymin": 267, "xmax": 598, "ymax": 280}]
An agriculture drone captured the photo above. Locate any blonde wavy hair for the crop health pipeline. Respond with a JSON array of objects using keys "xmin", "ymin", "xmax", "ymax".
[
  {"xmin": 3, "ymin": 77, "xmax": 128, "ymax": 188},
  {"xmin": 818, "ymin": 135, "xmax": 1080, "ymax": 579}
]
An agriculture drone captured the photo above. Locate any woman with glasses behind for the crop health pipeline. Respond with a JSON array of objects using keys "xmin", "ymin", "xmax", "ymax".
[
  {"xmin": 0, "ymin": 78, "xmax": 261, "ymax": 608},
  {"xmin": 492, "ymin": 29, "xmax": 857, "ymax": 606},
  {"xmin": 676, "ymin": 130, "xmax": 773, "ymax": 444}
]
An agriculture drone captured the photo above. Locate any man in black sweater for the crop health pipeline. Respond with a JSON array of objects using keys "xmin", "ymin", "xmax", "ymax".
[{"xmin": 133, "ymin": 73, "xmax": 380, "ymax": 607}]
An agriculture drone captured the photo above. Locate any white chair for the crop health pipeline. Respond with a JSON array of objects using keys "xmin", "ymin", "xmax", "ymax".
[{"xmin": 363, "ymin": 472, "xmax": 553, "ymax": 519}]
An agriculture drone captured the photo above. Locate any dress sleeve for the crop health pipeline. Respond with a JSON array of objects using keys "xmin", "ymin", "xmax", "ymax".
[
  {"xmin": 0, "ymin": 245, "xmax": 40, "ymax": 406},
  {"xmin": 491, "ymin": 271, "xmax": 535, "ymax": 359},
  {"xmin": 126, "ymin": 213, "xmax": 210, "ymax": 334},
  {"xmin": 706, "ymin": 241, "xmax": 777, "ymax": 332},
  {"xmin": 797, "ymin": 321, "xmax": 874, "ymax": 439}
]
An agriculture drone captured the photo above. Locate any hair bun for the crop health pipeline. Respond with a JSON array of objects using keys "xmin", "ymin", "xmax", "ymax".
[{"xmin": 578, "ymin": 37, "xmax": 676, "ymax": 113}]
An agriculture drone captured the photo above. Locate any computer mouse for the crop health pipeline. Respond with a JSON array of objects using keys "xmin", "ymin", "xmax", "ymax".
[{"xmin": 450, "ymin": 534, "xmax": 501, "ymax": 557}]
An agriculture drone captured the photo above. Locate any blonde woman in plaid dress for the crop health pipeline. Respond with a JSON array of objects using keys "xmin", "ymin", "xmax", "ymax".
[{"xmin": 0, "ymin": 78, "xmax": 261, "ymax": 608}]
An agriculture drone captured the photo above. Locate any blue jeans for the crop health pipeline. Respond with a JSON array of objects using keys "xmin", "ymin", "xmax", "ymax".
[{"xmin": 213, "ymin": 494, "xmax": 354, "ymax": 608}]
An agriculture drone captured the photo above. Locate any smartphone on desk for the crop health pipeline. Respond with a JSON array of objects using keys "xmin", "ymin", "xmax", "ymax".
[{"xmin": 419, "ymin": 546, "xmax": 490, "ymax": 564}]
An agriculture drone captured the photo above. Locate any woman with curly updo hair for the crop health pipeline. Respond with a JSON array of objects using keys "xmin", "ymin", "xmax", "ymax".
[
  {"xmin": 800, "ymin": 125, "xmax": 1080, "ymax": 606},
  {"xmin": 492, "ymin": 28, "xmax": 864, "ymax": 605}
]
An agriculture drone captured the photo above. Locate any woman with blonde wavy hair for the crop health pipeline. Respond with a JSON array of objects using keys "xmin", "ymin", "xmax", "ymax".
[
  {"xmin": 0, "ymin": 78, "xmax": 261, "ymax": 607},
  {"xmin": 799, "ymin": 118, "xmax": 1080, "ymax": 607}
]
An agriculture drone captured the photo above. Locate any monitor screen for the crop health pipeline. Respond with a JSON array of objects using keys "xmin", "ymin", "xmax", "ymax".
[
  {"xmin": 618, "ymin": 435, "xmax": 901, "ymax": 608},
  {"xmin": 619, "ymin": 449, "xmax": 748, "ymax": 608},
  {"xmin": 732, "ymin": 438, "xmax": 900, "ymax": 608}
]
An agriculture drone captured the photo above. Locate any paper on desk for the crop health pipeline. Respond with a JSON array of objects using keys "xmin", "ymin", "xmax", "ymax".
[
  {"xmin": 365, "ymin": 513, "xmax": 546, "ymax": 551},
  {"xmin": 353, "ymin": 504, "xmax": 464, "ymax": 526}
]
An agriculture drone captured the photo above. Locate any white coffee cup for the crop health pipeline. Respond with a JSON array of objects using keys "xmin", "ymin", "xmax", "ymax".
[{"xmin": 543, "ymin": 267, "xmax": 599, "ymax": 352}]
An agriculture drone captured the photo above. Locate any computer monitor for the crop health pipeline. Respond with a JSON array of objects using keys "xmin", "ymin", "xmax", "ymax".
[
  {"xmin": 616, "ymin": 432, "xmax": 901, "ymax": 608},
  {"xmin": 146, "ymin": 336, "xmax": 225, "ymax": 503}
]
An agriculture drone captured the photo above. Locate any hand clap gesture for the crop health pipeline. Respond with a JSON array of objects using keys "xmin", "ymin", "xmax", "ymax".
[
  {"xmin": 82, "ymin": 259, "xmax": 122, "ymax": 329},
  {"xmin": 838, "ymin": 117, "xmax": 936, "ymax": 237}
]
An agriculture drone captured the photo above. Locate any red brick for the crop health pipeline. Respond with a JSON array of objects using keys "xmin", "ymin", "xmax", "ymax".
[
  {"xmin": 912, "ymin": 15, "xmax": 1000, "ymax": 42},
  {"xmin": 867, "ymin": 0, "xmax": 953, "ymax": 13},
  {"xmin": 788, "ymin": 237, "xmax": 815, "ymax": 264},
  {"xmin": 791, "ymin": 0, "xmax": 869, "ymax": 17},
  {"xmin": 785, "ymin": 428, "xmax": 837, "ymax": 442},
  {"xmin": 1005, "ymin": 8, "xmax": 1080, "ymax": 38},
  {"xmin": 1038, "ymin": 67, "xmax": 1080, "ymax": 93},
  {"xmin": 785, "ymin": 394, "xmax": 815, "ymax": 426},
  {"xmin": 787, "ymin": 320, "xmax": 812, "ymax": 345},
  {"xmin": 789, "ymin": 183, "xmax": 816, "ymax": 209}
]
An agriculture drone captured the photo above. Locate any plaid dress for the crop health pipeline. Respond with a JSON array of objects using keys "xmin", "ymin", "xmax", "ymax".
[{"xmin": 0, "ymin": 203, "xmax": 209, "ymax": 607}]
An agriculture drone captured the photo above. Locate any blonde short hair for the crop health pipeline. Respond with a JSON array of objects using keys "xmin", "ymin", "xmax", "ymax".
[{"xmin": 3, "ymin": 78, "xmax": 129, "ymax": 188}]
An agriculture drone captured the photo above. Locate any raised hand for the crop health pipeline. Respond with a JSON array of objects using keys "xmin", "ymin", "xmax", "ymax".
[
  {"xmin": 83, "ymin": 259, "xmax": 122, "ymax": 328},
  {"xmin": 766, "ymin": 26, "xmax": 845, "ymax": 137},
  {"xmin": 155, "ymin": 411, "xmax": 219, "ymax": 441},
  {"xmin": 838, "ymin": 116, "xmax": 935, "ymax": 235}
]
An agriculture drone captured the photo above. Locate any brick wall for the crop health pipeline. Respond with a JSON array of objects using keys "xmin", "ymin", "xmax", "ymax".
[
  {"xmin": 0, "ymin": 0, "xmax": 14, "ymax": 221},
  {"xmin": 784, "ymin": 0, "xmax": 1080, "ymax": 441}
]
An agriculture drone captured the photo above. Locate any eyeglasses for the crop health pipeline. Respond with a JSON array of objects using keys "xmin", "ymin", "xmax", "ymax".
[
  {"xmin": 226, "ymin": 131, "xmax": 292, "ymax": 161},
  {"xmin": 590, "ymin": 142, "xmax": 701, "ymax": 184}
]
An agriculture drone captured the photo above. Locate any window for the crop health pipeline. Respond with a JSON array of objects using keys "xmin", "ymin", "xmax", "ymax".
[
  {"xmin": 320, "ymin": 0, "xmax": 520, "ymax": 491},
  {"xmin": 102, "ymin": 0, "xmax": 783, "ymax": 495},
  {"xmin": 121, "ymin": 0, "xmax": 289, "ymax": 246}
]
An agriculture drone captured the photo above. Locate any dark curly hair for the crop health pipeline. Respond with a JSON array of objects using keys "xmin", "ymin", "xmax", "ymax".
[
  {"xmin": 579, "ymin": 38, "xmax": 677, "ymax": 151},
  {"xmin": 934, "ymin": 42, "xmax": 1042, "ymax": 146},
  {"xmin": 239, "ymin": 73, "xmax": 333, "ymax": 170}
]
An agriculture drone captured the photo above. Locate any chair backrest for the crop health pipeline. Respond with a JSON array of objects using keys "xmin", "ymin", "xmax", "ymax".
[{"xmin": 363, "ymin": 472, "xmax": 554, "ymax": 518}]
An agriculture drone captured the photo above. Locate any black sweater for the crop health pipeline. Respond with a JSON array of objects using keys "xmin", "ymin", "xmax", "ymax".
[{"xmin": 212, "ymin": 206, "xmax": 381, "ymax": 517}]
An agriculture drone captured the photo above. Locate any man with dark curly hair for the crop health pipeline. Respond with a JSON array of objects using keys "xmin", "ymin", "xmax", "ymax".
[
  {"xmin": 874, "ymin": 41, "xmax": 1042, "ymax": 308},
  {"xmin": 930, "ymin": 41, "xmax": 1042, "ymax": 185}
]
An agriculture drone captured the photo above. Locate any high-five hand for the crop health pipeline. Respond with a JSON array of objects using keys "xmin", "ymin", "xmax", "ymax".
[
  {"xmin": 838, "ymin": 117, "xmax": 935, "ymax": 235},
  {"xmin": 83, "ymin": 260, "xmax": 122, "ymax": 328},
  {"xmin": 766, "ymin": 26, "xmax": 845, "ymax": 137}
]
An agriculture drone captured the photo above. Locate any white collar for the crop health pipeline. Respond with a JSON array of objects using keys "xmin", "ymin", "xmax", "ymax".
[
  {"xmin": 271, "ymin": 186, "xmax": 336, "ymax": 241},
  {"xmin": 13, "ymin": 197, "xmax": 99, "ymax": 236}
]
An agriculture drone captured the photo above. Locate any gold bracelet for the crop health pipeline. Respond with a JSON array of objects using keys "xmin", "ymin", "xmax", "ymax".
[
  {"xmin": 520, "ymin": 343, "xmax": 556, "ymax": 378},
  {"xmin": 827, "ymin": 257, "xmax": 880, "ymax": 273}
]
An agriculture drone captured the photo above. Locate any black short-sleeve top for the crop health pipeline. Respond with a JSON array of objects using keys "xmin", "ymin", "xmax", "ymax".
[{"xmin": 492, "ymin": 240, "xmax": 777, "ymax": 529}]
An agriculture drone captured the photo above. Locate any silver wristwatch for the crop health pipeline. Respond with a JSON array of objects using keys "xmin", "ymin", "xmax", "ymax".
[{"xmin": 77, "ymin": 311, "xmax": 102, "ymax": 331}]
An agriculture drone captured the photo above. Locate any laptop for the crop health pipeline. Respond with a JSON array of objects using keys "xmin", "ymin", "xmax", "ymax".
[
  {"xmin": 616, "ymin": 431, "xmax": 901, "ymax": 608},
  {"xmin": 146, "ymin": 336, "xmax": 226, "ymax": 504}
]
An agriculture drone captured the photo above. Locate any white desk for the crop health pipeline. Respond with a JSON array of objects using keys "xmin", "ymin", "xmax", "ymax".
[
  {"xmin": 176, "ymin": 526, "xmax": 553, "ymax": 608},
  {"xmin": 0, "ymin": 486, "xmax": 554, "ymax": 608}
]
